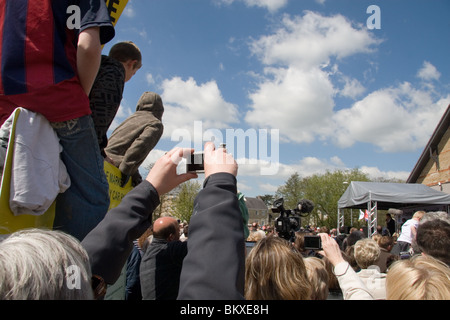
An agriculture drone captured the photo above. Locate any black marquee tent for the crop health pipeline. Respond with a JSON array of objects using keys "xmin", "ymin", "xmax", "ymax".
[{"xmin": 337, "ymin": 181, "xmax": 450, "ymax": 236}]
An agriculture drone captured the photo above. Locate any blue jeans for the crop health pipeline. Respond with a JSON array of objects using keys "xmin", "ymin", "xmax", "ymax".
[{"xmin": 51, "ymin": 115, "xmax": 110, "ymax": 241}]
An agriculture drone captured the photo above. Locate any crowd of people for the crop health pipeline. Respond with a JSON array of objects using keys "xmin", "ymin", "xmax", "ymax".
[
  {"xmin": 243, "ymin": 211, "xmax": 450, "ymax": 300},
  {"xmin": 0, "ymin": 0, "xmax": 449, "ymax": 301}
]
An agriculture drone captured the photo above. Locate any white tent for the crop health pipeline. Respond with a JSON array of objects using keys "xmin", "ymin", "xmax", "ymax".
[{"xmin": 337, "ymin": 181, "xmax": 450, "ymax": 237}]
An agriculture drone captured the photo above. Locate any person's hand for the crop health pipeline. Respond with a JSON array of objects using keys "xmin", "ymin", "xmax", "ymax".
[
  {"xmin": 146, "ymin": 148, "xmax": 198, "ymax": 196},
  {"xmin": 203, "ymin": 142, "xmax": 238, "ymax": 178},
  {"xmin": 318, "ymin": 233, "xmax": 345, "ymax": 267}
]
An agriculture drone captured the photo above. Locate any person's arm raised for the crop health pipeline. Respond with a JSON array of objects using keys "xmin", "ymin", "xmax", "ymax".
[{"xmin": 82, "ymin": 148, "xmax": 197, "ymax": 285}]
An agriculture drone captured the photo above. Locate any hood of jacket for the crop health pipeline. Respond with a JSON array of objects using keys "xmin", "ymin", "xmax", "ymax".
[{"xmin": 135, "ymin": 92, "xmax": 164, "ymax": 120}]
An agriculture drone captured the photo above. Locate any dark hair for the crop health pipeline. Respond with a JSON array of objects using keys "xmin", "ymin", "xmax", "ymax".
[
  {"xmin": 109, "ymin": 41, "xmax": 142, "ymax": 68},
  {"xmin": 416, "ymin": 219, "xmax": 450, "ymax": 266},
  {"xmin": 346, "ymin": 230, "xmax": 365, "ymax": 247}
]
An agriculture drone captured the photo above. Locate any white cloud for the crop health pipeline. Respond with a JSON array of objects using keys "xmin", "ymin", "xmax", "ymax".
[
  {"xmin": 107, "ymin": 102, "xmax": 134, "ymax": 134},
  {"xmin": 332, "ymin": 82, "xmax": 450, "ymax": 152},
  {"xmin": 259, "ymin": 182, "xmax": 279, "ymax": 193},
  {"xmin": 237, "ymin": 180, "xmax": 253, "ymax": 192},
  {"xmin": 340, "ymin": 77, "xmax": 366, "ymax": 99},
  {"xmin": 250, "ymin": 12, "xmax": 380, "ymax": 69},
  {"xmin": 245, "ymin": 11, "xmax": 449, "ymax": 154},
  {"xmin": 417, "ymin": 61, "xmax": 441, "ymax": 81},
  {"xmin": 214, "ymin": 0, "xmax": 288, "ymax": 12},
  {"xmin": 159, "ymin": 77, "xmax": 239, "ymax": 143},
  {"xmin": 236, "ymin": 152, "xmax": 409, "ymax": 191},
  {"xmin": 245, "ymin": 66, "xmax": 335, "ymax": 143},
  {"xmin": 146, "ymin": 73, "xmax": 155, "ymax": 85},
  {"xmin": 140, "ymin": 149, "xmax": 167, "ymax": 171},
  {"xmin": 237, "ymin": 155, "xmax": 347, "ymax": 180},
  {"xmin": 122, "ymin": 0, "xmax": 136, "ymax": 18},
  {"xmin": 237, "ymin": 155, "xmax": 410, "ymax": 195},
  {"xmin": 245, "ymin": 11, "xmax": 380, "ymax": 144},
  {"xmin": 360, "ymin": 166, "xmax": 410, "ymax": 181}
]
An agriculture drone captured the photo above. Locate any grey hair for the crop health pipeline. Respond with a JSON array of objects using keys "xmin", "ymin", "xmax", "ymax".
[
  {"xmin": 420, "ymin": 211, "xmax": 450, "ymax": 225},
  {"xmin": 0, "ymin": 229, "xmax": 93, "ymax": 300}
]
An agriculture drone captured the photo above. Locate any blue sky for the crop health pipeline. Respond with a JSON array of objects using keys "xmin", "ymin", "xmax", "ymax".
[{"xmin": 103, "ymin": 0, "xmax": 450, "ymax": 197}]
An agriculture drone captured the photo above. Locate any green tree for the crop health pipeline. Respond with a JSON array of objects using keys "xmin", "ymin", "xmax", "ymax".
[
  {"xmin": 275, "ymin": 172, "xmax": 304, "ymax": 209},
  {"xmin": 258, "ymin": 194, "xmax": 275, "ymax": 207},
  {"xmin": 173, "ymin": 180, "xmax": 201, "ymax": 223}
]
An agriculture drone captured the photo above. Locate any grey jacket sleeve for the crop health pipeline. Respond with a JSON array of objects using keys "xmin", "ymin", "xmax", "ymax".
[
  {"xmin": 81, "ymin": 180, "xmax": 160, "ymax": 284},
  {"xmin": 177, "ymin": 173, "xmax": 245, "ymax": 300}
]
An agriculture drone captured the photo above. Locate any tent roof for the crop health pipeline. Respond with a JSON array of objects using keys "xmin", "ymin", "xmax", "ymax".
[{"xmin": 338, "ymin": 181, "xmax": 450, "ymax": 210}]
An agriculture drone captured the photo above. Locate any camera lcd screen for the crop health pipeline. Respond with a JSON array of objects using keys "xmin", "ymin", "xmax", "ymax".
[
  {"xmin": 303, "ymin": 235, "xmax": 322, "ymax": 250},
  {"xmin": 186, "ymin": 153, "xmax": 204, "ymax": 173}
]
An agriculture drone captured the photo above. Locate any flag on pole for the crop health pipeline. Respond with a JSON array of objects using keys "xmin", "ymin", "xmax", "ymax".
[{"xmin": 359, "ymin": 209, "xmax": 369, "ymax": 221}]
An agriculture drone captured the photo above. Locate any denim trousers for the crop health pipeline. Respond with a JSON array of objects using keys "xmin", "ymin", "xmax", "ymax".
[{"xmin": 51, "ymin": 115, "xmax": 110, "ymax": 241}]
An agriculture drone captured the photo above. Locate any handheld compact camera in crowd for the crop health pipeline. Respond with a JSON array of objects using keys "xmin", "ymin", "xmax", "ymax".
[
  {"xmin": 303, "ymin": 235, "xmax": 322, "ymax": 250},
  {"xmin": 185, "ymin": 144, "xmax": 227, "ymax": 174},
  {"xmin": 186, "ymin": 152, "xmax": 205, "ymax": 173},
  {"xmin": 271, "ymin": 198, "xmax": 314, "ymax": 241}
]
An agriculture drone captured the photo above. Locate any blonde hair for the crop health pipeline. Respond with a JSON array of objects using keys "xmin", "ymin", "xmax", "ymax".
[
  {"xmin": 304, "ymin": 257, "xmax": 329, "ymax": 300},
  {"xmin": 371, "ymin": 233, "xmax": 381, "ymax": 244},
  {"xmin": 386, "ymin": 255, "xmax": 450, "ymax": 300},
  {"xmin": 354, "ymin": 238, "xmax": 380, "ymax": 269},
  {"xmin": 245, "ymin": 236, "xmax": 311, "ymax": 300},
  {"xmin": 413, "ymin": 210, "xmax": 426, "ymax": 220}
]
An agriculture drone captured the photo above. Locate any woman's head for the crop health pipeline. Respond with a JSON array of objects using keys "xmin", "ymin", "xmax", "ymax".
[
  {"xmin": 386, "ymin": 255, "xmax": 450, "ymax": 300},
  {"xmin": 354, "ymin": 238, "xmax": 380, "ymax": 269},
  {"xmin": 245, "ymin": 236, "xmax": 311, "ymax": 300},
  {"xmin": 0, "ymin": 229, "xmax": 93, "ymax": 300}
]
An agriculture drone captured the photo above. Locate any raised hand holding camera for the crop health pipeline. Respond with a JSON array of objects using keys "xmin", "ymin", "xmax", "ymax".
[
  {"xmin": 146, "ymin": 147, "xmax": 198, "ymax": 196},
  {"xmin": 202, "ymin": 142, "xmax": 238, "ymax": 178}
]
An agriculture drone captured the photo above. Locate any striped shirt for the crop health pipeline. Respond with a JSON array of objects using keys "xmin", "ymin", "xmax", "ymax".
[{"xmin": 0, "ymin": 0, "xmax": 115, "ymax": 124}]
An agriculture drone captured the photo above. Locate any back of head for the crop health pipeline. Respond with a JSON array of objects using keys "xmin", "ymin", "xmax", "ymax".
[
  {"xmin": 412, "ymin": 210, "xmax": 426, "ymax": 220},
  {"xmin": 0, "ymin": 229, "xmax": 93, "ymax": 300},
  {"xmin": 245, "ymin": 236, "xmax": 311, "ymax": 300},
  {"xmin": 354, "ymin": 238, "xmax": 380, "ymax": 269},
  {"xmin": 420, "ymin": 211, "xmax": 450, "ymax": 225},
  {"xmin": 416, "ymin": 219, "xmax": 450, "ymax": 266},
  {"xmin": 378, "ymin": 235, "xmax": 394, "ymax": 250},
  {"xmin": 109, "ymin": 41, "xmax": 142, "ymax": 68},
  {"xmin": 153, "ymin": 217, "xmax": 179, "ymax": 241},
  {"xmin": 386, "ymin": 255, "xmax": 450, "ymax": 300},
  {"xmin": 346, "ymin": 230, "xmax": 365, "ymax": 247},
  {"xmin": 136, "ymin": 92, "xmax": 164, "ymax": 120},
  {"xmin": 304, "ymin": 257, "xmax": 329, "ymax": 300}
]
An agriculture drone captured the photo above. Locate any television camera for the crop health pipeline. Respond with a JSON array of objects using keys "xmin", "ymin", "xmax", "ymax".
[{"xmin": 272, "ymin": 198, "xmax": 314, "ymax": 241}]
